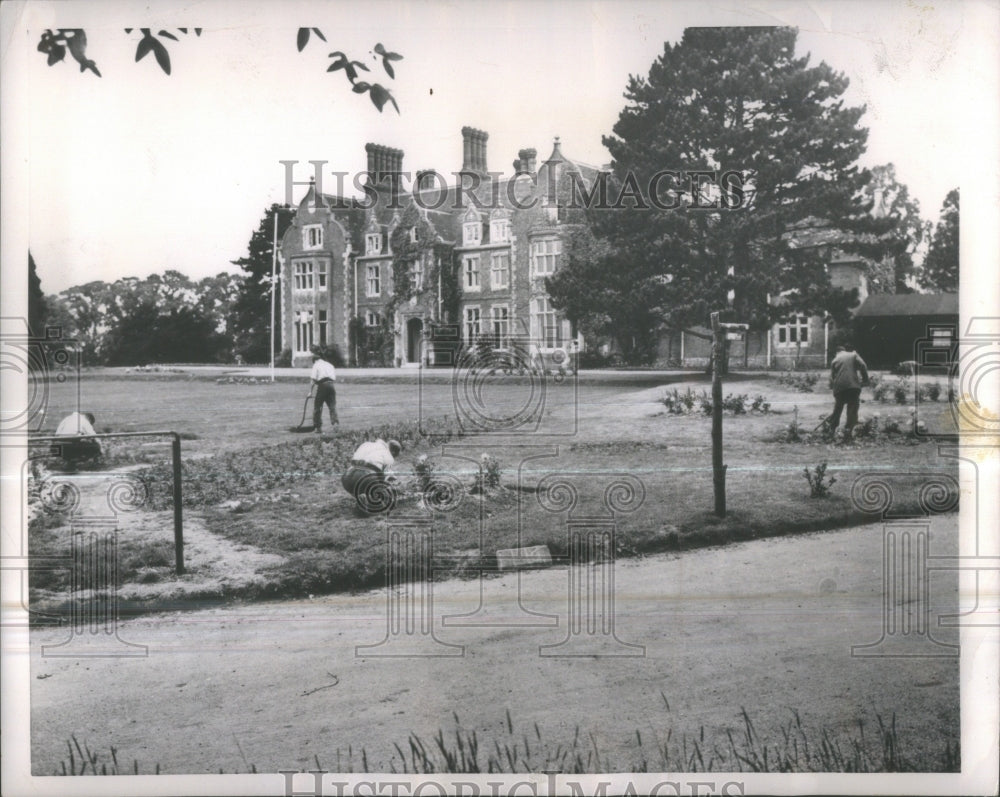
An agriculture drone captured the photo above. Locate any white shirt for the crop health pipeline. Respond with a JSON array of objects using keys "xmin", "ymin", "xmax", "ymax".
[
  {"xmin": 351, "ymin": 439, "xmax": 395, "ymax": 472},
  {"xmin": 311, "ymin": 359, "xmax": 337, "ymax": 382},
  {"xmin": 56, "ymin": 412, "xmax": 97, "ymax": 437}
]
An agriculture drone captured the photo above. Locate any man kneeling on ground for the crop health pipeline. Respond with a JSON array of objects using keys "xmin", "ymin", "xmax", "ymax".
[
  {"xmin": 341, "ymin": 438, "xmax": 402, "ymax": 513},
  {"xmin": 54, "ymin": 411, "xmax": 102, "ymax": 468}
]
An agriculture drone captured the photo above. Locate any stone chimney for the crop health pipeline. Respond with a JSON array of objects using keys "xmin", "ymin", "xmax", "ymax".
[
  {"xmin": 364, "ymin": 143, "xmax": 404, "ymax": 186},
  {"xmin": 515, "ymin": 148, "xmax": 537, "ymax": 174},
  {"xmin": 415, "ymin": 169, "xmax": 433, "ymax": 193},
  {"xmin": 461, "ymin": 126, "xmax": 489, "ymax": 172}
]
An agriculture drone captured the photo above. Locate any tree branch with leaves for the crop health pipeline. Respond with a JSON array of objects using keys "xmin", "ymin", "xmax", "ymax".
[{"xmin": 36, "ymin": 27, "xmax": 403, "ymax": 113}]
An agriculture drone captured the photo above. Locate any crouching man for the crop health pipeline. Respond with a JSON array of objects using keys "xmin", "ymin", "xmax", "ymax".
[
  {"xmin": 54, "ymin": 411, "xmax": 102, "ymax": 469},
  {"xmin": 341, "ymin": 438, "xmax": 402, "ymax": 513}
]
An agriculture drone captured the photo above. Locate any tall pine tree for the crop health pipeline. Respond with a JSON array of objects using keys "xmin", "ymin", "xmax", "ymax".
[
  {"xmin": 547, "ymin": 27, "xmax": 880, "ymax": 361},
  {"xmin": 920, "ymin": 188, "xmax": 959, "ymax": 292}
]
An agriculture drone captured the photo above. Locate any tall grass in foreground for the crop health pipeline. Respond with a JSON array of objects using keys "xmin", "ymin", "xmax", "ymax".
[{"xmin": 54, "ymin": 705, "xmax": 958, "ymax": 775}]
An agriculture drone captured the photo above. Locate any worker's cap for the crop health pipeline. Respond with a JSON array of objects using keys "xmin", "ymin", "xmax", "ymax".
[{"xmin": 387, "ymin": 439, "xmax": 402, "ymax": 457}]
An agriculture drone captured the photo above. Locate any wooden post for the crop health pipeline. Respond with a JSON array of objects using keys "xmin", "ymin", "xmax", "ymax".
[
  {"xmin": 708, "ymin": 315, "xmax": 748, "ymax": 517},
  {"xmin": 710, "ymin": 312, "xmax": 726, "ymax": 517}
]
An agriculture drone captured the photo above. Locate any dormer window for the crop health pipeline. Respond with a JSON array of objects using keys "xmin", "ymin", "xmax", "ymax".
[
  {"xmin": 366, "ymin": 233, "xmax": 382, "ymax": 255},
  {"xmin": 490, "ymin": 218, "xmax": 510, "ymax": 243},
  {"xmin": 303, "ymin": 225, "xmax": 323, "ymax": 250},
  {"xmin": 463, "ymin": 221, "xmax": 481, "ymax": 247}
]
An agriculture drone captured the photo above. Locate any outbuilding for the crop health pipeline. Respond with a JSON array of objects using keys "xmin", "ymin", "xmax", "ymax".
[{"xmin": 852, "ymin": 293, "xmax": 958, "ymax": 369}]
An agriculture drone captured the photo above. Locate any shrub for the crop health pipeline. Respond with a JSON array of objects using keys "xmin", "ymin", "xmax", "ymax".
[
  {"xmin": 660, "ymin": 387, "xmax": 699, "ymax": 415},
  {"xmin": 882, "ymin": 416, "xmax": 902, "ymax": 435},
  {"xmin": 473, "ymin": 454, "xmax": 502, "ymax": 492},
  {"xmin": 893, "ymin": 377, "xmax": 910, "ymax": 405},
  {"xmin": 697, "ymin": 392, "xmax": 757, "ymax": 415},
  {"xmin": 274, "ymin": 348, "xmax": 292, "ymax": 367},
  {"xmin": 804, "ymin": 462, "xmax": 837, "ymax": 497},
  {"xmin": 920, "ymin": 382, "xmax": 942, "ymax": 402},
  {"xmin": 852, "ymin": 414, "xmax": 880, "ymax": 440},
  {"xmin": 750, "ymin": 394, "xmax": 771, "ymax": 413},
  {"xmin": 779, "ymin": 371, "xmax": 820, "ymax": 393},
  {"xmin": 781, "ymin": 406, "xmax": 803, "ymax": 442},
  {"xmin": 722, "ymin": 393, "xmax": 748, "ymax": 414},
  {"xmin": 872, "ymin": 381, "xmax": 890, "ymax": 402}
]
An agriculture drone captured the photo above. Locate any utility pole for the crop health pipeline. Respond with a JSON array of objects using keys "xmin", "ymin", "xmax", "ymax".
[{"xmin": 710, "ymin": 311, "xmax": 748, "ymax": 517}]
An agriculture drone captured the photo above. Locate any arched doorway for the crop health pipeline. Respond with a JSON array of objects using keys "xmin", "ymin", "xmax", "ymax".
[{"xmin": 406, "ymin": 317, "xmax": 424, "ymax": 364}]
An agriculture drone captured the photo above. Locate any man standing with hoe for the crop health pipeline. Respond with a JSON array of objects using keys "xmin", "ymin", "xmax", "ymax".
[
  {"xmin": 310, "ymin": 349, "xmax": 339, "ymax": 434},
  {"xmin": 827, "ymin": 343, "xmax": 870, "ymax": 438}
]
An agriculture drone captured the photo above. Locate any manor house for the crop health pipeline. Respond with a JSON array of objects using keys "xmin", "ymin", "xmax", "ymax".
[
  {"xmin": 278, "ymin": 127, "xmax": 597, "ymax": 367},
  {"xmin": 278, "ymin": 126, "xmax": 890, "ymax": 370}
]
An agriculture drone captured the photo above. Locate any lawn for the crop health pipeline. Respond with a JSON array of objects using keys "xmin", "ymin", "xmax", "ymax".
[{"xmin": 27, "ymin": 369, "xmax": 960, "ymax": 607}]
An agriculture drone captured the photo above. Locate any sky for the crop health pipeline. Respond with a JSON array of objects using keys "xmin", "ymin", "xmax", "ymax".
[{"xmin": 10, "ymin": 0, "xmax": 993, "ymax": 293}]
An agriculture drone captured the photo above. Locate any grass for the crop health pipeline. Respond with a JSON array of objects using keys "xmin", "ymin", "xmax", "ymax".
[
  {"xmin": 27, "ymin": 373, "xmax": 959, "ymax": 606},
  {"xmin": 53, "ymin": 705, "xmax": 958, "ymax": 774}
]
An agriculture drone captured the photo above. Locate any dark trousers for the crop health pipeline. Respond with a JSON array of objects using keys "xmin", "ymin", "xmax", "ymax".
[
  {"xmin": 341, "ymin": 464, "xmax": 395, "ymax": 513},
  {"xmin": 830, "ymin": 388, "xmax": 862, "ymax": 430},
  {"xmin": 54, "ymin": 438, "xmax": 101, "ymax": 466},
  {"xmin": 313, "ymin": 380, "xmax": 338, "ymax": 429}
]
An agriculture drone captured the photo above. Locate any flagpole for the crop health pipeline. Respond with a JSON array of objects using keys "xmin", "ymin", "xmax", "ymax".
[{"xmin": 270, "ymin": 211, "xmax": 278, "ymax": 383}]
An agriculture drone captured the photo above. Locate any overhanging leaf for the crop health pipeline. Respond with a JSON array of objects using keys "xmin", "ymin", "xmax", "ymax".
[
  {"xmin": 311, "ymin": 28, "xmax": 326, "ymax": 42},
  {"xmin": 352, "ymin": 81, "xmax": 371, "ymax": 94},
  {"xmin": 369, "ymin": 84, "xmax": 399, "ymax": 113},
  {"xmin": 150, "ymin": 38, "xmax": 171, "ymax": 74},
  {"xmin": 47, "ymin": 44, "xmax": 66, "ymax": 65},
  {"xmin": 297, "ymin": 28, "xmax": 310, "ymax": 52},
  {"xmin": 135, "ymin": 36, "xmax": 153, "ymax": 62},
  {"xmin": 158, "ymin": 30, "xmax": 179, "ymax": 41}
]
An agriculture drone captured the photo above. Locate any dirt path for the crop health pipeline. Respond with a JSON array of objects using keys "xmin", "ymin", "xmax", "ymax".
[
  {"xmin": 29, "ymin": 515, "xmax": 959, "ymax": 775},
  {"xmin": 29, "ymin": 467, "xmax": 287, "ymax": 610}
]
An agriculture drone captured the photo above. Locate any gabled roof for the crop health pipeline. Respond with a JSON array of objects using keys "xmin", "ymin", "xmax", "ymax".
[{"xmin": 854, "ymin": 292, "xmax": 958, "ymax": 317}]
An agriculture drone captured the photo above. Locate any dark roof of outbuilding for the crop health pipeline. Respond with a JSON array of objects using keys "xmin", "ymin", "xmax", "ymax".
[{"xmin": 854, "ymin": 292, "xmax": 959, "ymax": 317}]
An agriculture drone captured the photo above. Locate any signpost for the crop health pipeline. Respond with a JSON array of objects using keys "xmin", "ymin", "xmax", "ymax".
[{"xmin": 710, "ymin": 312, "xmax": 748, "ymax": 517}]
